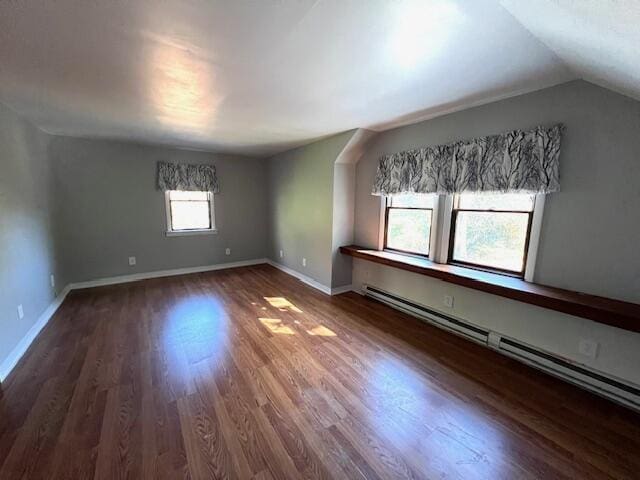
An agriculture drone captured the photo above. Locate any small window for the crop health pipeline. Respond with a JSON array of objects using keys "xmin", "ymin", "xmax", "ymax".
[
  {"xmin": 384, "ymin": 194, "xmax": 435, "ymax": 257},
  {"xmin": 448, "ymin": 193, "xmax": 535, "ymax": 276},
  {"xmin": 165, "ymin": 190, "xmax": 215, "ymax": 234}
]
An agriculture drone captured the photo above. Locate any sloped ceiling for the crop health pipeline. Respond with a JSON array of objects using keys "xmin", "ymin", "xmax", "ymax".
[
  {"xmin": 1, "ymin": 1, "xmax": 634, "ymax": 157},
  {"xmin": 500, "ymin": 0, "xmax": 640, "ymax": 101}
]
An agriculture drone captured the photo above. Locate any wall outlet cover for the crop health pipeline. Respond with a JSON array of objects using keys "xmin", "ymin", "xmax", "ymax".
[
  {"xmin": 279, "ymin": 250, "xmax": 283, "ymax": 258},
  {"xmin": 443, "ymin": 295, "xmax": 454, "ymax": 308},
  {"xmin": 50, "ymin": 274, "xmax": 55, "ymax": 287},
  {"xmin": 17, "ymin": 304, "xmax": 24, "ymax": 319},
  {"xmin": 128, "ymin": 256, "xmax": 136, "ymax": 266},
  {"xmin": 225, "ymin": 248, "xmax": 231, "ymax": 255},
  {"xmin": 302, "ymin": 258, "xmax": 307, "ymax": 267}
]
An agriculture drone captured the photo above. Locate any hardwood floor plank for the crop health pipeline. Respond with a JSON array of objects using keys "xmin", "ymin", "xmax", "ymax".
[{"xmin": 0, "ymin": 264, "xmax": 638, "ymax": 479}]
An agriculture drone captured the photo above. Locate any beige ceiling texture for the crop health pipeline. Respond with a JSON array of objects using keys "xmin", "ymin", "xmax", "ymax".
[{"xmin": 0, "ymin": 0, "xmax": 636, "ymax": 156}]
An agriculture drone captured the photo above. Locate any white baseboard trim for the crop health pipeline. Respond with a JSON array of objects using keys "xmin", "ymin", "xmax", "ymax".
[
  {"xmin": 1, "ymin": 258, "xmax": 350, "ymax": 383},
  {"xmin": 0, "ymin": 285, "xmax": 71, "ymax": 382},
  {"xmin": 70, "ymin": 258, "xmax": 269, "ymax": 290},
  {"xmin": 265, "ymin": 260, "xmax": 353, "ymax": 296},
  {"xmin": 266, "ymin": 260, "xmax": 332, "ymax": 295},
  {"xmin": 0, "ymin": 258, "xmax": 268, "ymax": 382},
  {"xmin": 330, "ymin": 284, "xmax": 354, "ymax": 295}
]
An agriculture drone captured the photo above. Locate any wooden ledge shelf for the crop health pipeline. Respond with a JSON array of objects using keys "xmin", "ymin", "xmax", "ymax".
[{"xmin": 340, "ymin": 245, "xmax": 640, "ymax": 333}]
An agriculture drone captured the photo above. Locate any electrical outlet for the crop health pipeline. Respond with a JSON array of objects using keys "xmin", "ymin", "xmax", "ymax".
[
  {"xmin": 578, "ymin": 338, "xmax": 599, "ymax": 359},
  {"xmin": 443, "ymin": 295, "xmax": 454, "ymax": 308},
  {"xmin": 17, "ymin": 304, "xmax": 24, "ymax": 319},
  {"xmin": 128, "ymin": 256, "xmax": 136, "ymax": 266},
  {"xmin": 50, "ymin": 274, "xmax": 55, "ymax": 288},
  {"xmin": 225, "ymin": 248, "xmax": 231, "ymax": 255},
  {"xmin": 279, "ymin": 250, "xmax": 283, "ymax": 258},
  {"xmin": 302, "ymin": 258, "xmax": 307, "ymax": 267}
]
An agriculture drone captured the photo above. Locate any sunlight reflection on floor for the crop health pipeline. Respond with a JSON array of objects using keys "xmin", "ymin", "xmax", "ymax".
[
  {"xmin": 306, "ymin": 325, "xmax": 337, "ymax": 337},
  {"xmin": 264, "ymin": 297, "xmax": 303, "ymax": 313},
  {"xmin": 259, "ymin": 318, "xmax": 296, "ymax": 335},
  {"xmin": 365, "ymin": 355, "xmax": 507, "ymax": 478},
  {"xmin": 163, "ymin": 295, "xmax": 228, "ymax": 369}
]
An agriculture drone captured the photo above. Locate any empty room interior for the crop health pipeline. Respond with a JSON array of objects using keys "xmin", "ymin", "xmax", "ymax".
[{"xmin": 2, "ymin": 1, "xmax": 640, "ymax": 478}]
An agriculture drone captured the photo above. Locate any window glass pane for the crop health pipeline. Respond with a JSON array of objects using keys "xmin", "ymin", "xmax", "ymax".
[
  {"xmin": 386, "ymin": 209, "xmax": 431, "ymax": 255},
  {"xmin": 169, "ymin": 190, "xmax": 209, "ymax": 201},
  {"xmin": 170, "ymin": 201, "xmax": 210, "ymax": 230},
  {"xmin": 452, "ymin": 211, "xmax": 529, "ymax": 272},
  {"xmin": 390, "ymin": 193, "xmax": 435, "ymax": 209},
  {"xmin": 458, "ymin": 193, "xmax": 534, "ymax": 211}
]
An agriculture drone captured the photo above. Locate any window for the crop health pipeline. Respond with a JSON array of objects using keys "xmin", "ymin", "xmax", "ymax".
[
  {"xmin": 381, "ymin": 192, "xmax": 543, "ymax": 280},
  {"xmin": 448, "ymin": 193, "xmax": 535, "ymax": 276},
  {"xmin": 165, "ymin": 190, "xmax": 216, "ymax": 235},
  {"xmin": 384, "ymin": 194, "xmax": 435, "ymax": 257}
]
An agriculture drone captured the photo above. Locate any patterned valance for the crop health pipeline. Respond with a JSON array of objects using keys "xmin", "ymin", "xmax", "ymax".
[
  {"xmin": 157, "ymin": 162, "xmax": 219, "ymax": 193},
  {"xmin": 372, "ymin": 124, "xmax": 564, "ymax": 195}
]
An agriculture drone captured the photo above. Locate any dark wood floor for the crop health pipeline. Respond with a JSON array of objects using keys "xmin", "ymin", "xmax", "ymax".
[{"xmin": 1, "ymin": 265, "xmax": 639, "ymax": 479}]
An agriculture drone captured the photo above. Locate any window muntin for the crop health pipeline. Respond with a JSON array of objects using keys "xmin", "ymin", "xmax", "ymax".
[
  {"xmin": 384, "ymin": 194, "xmax": 435, "ymax": 257},
  {"xmin": 448, "ymin": 193, "xmax": 535, "ymax": 276},
  {"xmin": 166, "ymin": 190, "xmax": 214, "ymax": 232}
]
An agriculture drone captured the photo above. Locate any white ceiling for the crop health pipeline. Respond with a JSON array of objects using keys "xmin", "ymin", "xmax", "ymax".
[
  {"xmin": 0, "ymin": 1, "xmax": 633, "ymax": 157},
  {"xmin": 500, "ymin": 0, "xmax": 640, "ymax": 102}
]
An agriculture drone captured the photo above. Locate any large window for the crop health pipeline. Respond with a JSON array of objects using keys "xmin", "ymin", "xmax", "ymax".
[
  {"xmin": 165, "ymin": 190, "xmax": 216, "ymax": 235},
  {"xmin": 384, "ymin": 194, "xmax": 435, "ymax": 257},
  {"xmin": 448, "ymin": 193, "xmax": 535, "ymax": 276},
  {"xmin": 382, "ymin": 192, "xmax": 541, "ymax": 279}
]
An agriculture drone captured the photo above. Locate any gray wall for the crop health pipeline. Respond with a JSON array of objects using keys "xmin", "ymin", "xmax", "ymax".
[
  {"xmin": 0, "ymin": 104, "xmax": 60, "ymax": 369},
  {"xmin": 356, "ymin": 80, "xmax": 640, "ymax": 303},
  {"xmin": 266, "ymin": 131, "xmax": 354, "ymax": 287},
  {"xmin": 352, "ymin": 80, "xmax": 640, "ymax": 384},
  {"xmin": 50, "ymin": 136, "xmax": 269, "ymax": 283}
]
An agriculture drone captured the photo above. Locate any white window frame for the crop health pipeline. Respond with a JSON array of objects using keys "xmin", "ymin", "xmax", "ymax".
[
  {"xmin": 379, "ymin": 193, "xmax": 545, "ymax": 282},
  {"xmin": 164, "ymin": 190, "xmax": 217, "ymax": 237}
]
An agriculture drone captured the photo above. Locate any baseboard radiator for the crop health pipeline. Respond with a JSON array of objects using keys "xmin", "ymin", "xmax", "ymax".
[{"xmin": 363, "ymin": 285, "xmax": 640, "ymax": 412}]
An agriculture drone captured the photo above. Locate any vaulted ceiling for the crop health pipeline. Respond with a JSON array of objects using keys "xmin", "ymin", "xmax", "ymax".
[{"xmin": 0, "ymin": 1, "xmax": 636, "ymax": 156}]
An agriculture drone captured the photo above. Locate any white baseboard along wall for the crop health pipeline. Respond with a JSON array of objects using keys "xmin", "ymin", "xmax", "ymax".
[{"xmin": 0, "ymin": 257, "xmax": 352, "ymax": 382}]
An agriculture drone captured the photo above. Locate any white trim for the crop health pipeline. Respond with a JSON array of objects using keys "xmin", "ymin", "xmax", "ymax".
[
  {"xmin": 436, "ymin": 194, "xmax": 454, "ymax": 264},
  {"xmin": 524, "ymin": 194, "xmax": 545, "ymax": 282},
  {"xmin": 377, "ymin": 196, "xmax": 386, "ymax": 250},
  {"xmin": 0, "ymin": 285, "xmax": 71, "ymax": 382},
  {"xmin": 165, "ymin": 228, "xmax": 218, "ymax": 237},
  {"xmin": 1, "ymin": 258, "xmax": 268, "ymax": 382},
  {"xmin": 164, "ymin": 190, "xmax": 216, "ymax": 235},
  {"xmin": 70, "ymin": 258, "xmax": 268, "ymax": 290},
  {"xmin": 266, "ymin": 260, "xmax": 334, "ymax": 295},
  {"xmin": 1, "ymin": 257, "xmax": 346, "ymax": 383},
  {"xmin": 331, "ymin": 284, "xmax": 354, "ymax": 295}
]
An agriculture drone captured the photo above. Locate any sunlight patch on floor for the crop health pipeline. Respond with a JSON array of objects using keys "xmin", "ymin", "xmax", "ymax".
[
  {"xmin": 306, "ymin": 325, "xmax": 337, "ymax": 337},
  {"xmin": 259, "ymin": 318, "xmax": 296, "ymax": 335},
  {"xmin": 264, "ymin": 297, "xmax": 303, "ymax": 313}
]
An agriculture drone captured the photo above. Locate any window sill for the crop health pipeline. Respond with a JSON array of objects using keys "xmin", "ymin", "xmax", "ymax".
[
  {"xmin": 165, "ymin": 229, "xmax": 218, "ymax": 237},
  {"xmin": 340, "ymin": 245, "xmax": 640, "ymax": 333}
]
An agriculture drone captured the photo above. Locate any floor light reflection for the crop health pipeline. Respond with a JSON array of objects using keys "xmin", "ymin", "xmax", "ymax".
[
  {"xmin": 306, "ymin": 325, "xmax": 337, "ymax": 337},
  {"xmin": 264, "ymin": 297, "xmax": 303, "ymax": 313},
  {"xmin": 259, "ymin": 318, "xmax": 296, "ymax": 335},
  {"xmin": 162, "ymin": 295, "xmax": 228, "ymax": 370}
]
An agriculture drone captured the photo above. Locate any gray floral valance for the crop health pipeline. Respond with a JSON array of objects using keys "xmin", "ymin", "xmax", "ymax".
[
  {"xmin": 157, "ymin": 162, "xmax": 219, "ymax": 193},
  {"xmin": 372, "ymin": 124, "xmax": 564, "ymax": 195}
]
